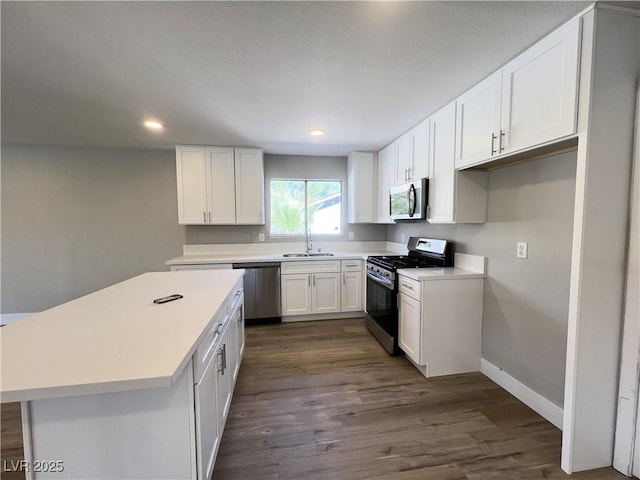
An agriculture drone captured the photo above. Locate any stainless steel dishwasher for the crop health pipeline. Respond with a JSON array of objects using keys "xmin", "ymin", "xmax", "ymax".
[{"xmin": 232, "ymin": 262, "xmax": 281, "ymax": 322}]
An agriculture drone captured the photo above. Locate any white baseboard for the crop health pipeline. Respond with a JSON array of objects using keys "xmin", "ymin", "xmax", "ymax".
[
  {"xmin": 1, "ymin": 313, "xmax": 35, "ymax": 326},
  {"xmin": 481, "ymin": 357, "xmax": 564, "ymax": 429}
]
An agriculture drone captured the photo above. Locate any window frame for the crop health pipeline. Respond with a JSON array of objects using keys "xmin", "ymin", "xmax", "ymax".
[{"xmin": 268, "ymin": 178, "xmax": 344, "ymax": 238}]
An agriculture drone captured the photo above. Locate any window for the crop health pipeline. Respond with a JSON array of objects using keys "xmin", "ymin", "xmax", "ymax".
[{"xmin": 270, "ymin": 180, "xmax": 342, "ymax": 236}]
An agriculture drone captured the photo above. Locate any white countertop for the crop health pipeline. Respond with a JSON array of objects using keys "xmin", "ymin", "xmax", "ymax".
[
  {"xmin": 397, "ymin": 267, "xmax": 485, "ymax": 281},
  {"xmin": 165, "ymin": 251, "xmax": 392, "ymax": 265},
  {"xmin": 0, "ymin": 270, "xmax": 244, "ymax": 403}
]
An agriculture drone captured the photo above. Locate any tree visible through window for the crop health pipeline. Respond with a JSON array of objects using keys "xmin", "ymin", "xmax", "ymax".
[{"xmin": 270, "ymin": 180, "xmax": 342, "ymax": 236}]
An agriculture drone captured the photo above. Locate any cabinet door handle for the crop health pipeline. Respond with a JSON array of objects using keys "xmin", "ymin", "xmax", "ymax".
[
  {"xmin": 343, "ymin": 273, "xmax": 345, "ymax": 285},
  {"xmin": 222, "ymin": 343, "xmax": 227, "ymax": 373},
  {"xmin": 216, "ymin": 347, "xmax": 224, "ymax": 372},
  {"xmin": 208, "ymin": 212, "xmax": 212, "ymax": 223},
  {"xmin": 313, "ymin": 275, "xmax": 316, "ymax": 287},
  {"xmin": 345, "ymin": 263, "xmax": 358, "ymax": 267},
  {"xmin": 308, "ymin": 275, "xmax": 311, "ymax": 287},
  {"xmin": 401, "ymin": 283, "xmax": 414, "ymax": 290},
  {"xmin": 491, "ymin": 133, "xmax": 498, "ymax": 155},
  {"xmin": 499, "ymin": 130, "xmax": 505, "ymax": 152},
  {"xmin": 203, "ymin": 211, "xmax": 206, "ymax": 223},
  {"xmin": 215, "ymin": 323, "xmax": 223, "ymax": 335}
]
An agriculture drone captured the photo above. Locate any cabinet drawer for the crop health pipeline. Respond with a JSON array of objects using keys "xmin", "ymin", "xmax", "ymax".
[
  {"xmin": 398, "ymin": 275, "xmax": 421, "ymax": 300},
  {"xmin": 194, "ymin": 311, "xmax": 227, "ymax": 382},
  {"xmin": 281, "ymin": 260, "xmax": 340, "ymax": 274},
  {"xmin": 341, "ymin": 260, "xmax": 362, "ymax": 272}
]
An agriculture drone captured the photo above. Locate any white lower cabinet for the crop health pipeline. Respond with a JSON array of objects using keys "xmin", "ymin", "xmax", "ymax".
[
  {"xmin": 281, "ymin": 273, "xmax": 314, "ymax": 315},
  {"xmin": 398, "ymin": 292, "xmax": 422, "ymax": 364},
  {"xmin": 281, "ymin": 260, "xmax": 364, "ymax": 317},
  {"xmin": 311, "ymin": 273, "xmax": 341, "ymax": 314},
  {"xmin": 281, "ymin": 272, "xmax": 340, "ymax": 316},
  {"xmin": 193, "ymin": 281, "xmax": 243, "ymax": 479},
  {"xmin": 398, "ymin": 273, "xmax": 483, "ymax": 378},
  {"xmin": 341, "ymin": 260, "xmax": 363, "ymax": 312},
  {"xmin": 194, "ymin": 353, "xmax": 221, "ymax": 480}
]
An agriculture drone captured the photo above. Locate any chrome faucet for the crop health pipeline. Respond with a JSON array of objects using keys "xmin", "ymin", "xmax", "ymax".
[{"xmin": 305, "ymin": 228, "xmax": 313, "ymax": 253}]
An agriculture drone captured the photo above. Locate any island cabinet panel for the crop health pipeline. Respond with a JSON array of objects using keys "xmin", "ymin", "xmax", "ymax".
[
  {"xmin": 26, "ymin": 362, "xmax": 197, "ymax": 480},
  {"xmin": 194, "ymin": 356, "xmax": 221, "ymax": 480}
]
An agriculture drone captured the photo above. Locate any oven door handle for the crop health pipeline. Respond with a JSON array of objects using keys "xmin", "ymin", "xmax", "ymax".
[{"xmin": 366, "ymin": 270, "xmax": 394, "ymax": 288}]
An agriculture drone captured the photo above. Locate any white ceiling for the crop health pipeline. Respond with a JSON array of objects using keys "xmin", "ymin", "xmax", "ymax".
[{"xmin": 2, "ymin": 1, "xmax": 626, "ymax": 156}]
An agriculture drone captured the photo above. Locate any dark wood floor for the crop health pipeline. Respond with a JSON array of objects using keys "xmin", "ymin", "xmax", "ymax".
[
  {"xmin": 0, "ymin": 317, "xmax": 628, "ymax": 480},
  {"xmin": 213, "ymin": 318, "xmax": 626, "ymax": 480}
]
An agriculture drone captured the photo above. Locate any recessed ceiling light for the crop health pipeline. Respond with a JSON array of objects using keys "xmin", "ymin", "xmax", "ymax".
[
  {"xmin": 309, "ymin": 129, "xmax": 325, "ymax": 136},
  {"xmin": 144, "ymin": 120, "xmax": 164, "ymax": 130}
]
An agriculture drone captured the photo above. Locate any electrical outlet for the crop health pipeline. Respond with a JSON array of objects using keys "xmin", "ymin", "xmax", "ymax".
[
  {"xmin": 517, "ymin": 242, "xmax": 528, "ymax": 259},
  {"xmin": 348, "ymin": 231, "xmax": 354, "ymax": 240},
  {"xmin": 258, "ymin": 233, "xmax": 265, "ymax": 242}
]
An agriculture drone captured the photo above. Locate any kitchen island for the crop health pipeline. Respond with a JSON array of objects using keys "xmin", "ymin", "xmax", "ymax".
[{"xmin": 0, "ymin": 270, "xmax": 245, "ymax": 479}]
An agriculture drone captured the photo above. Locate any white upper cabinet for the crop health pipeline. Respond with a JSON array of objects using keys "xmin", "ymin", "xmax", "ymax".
[
  {"xmin": 234, "ymin": 148, "xmax": 265, "ymax": 225},
  {"xmin": 176, "ymin": 145, "xmax": 264, "ymax": 225},
  {"xmin": 455, "ymin": 71, "xmax": 503, "ymax": 168},
  {"xmin": 395, "ymin": 133, "xmax": 413, "ymax": 184},
  {"xmin": 428, "ymin": 103, "xmax": 457, "ymax": 224},
  {"xmin": 207, "ymin": 147, "xmax": 236, "ymax": 224},
  {"xmin": 176, "ymin": 145, "xmax": 209, "ymax": 224},
  {"xmin": 500, "ymin": 18, "xmax": 581, "ymax": 154},
  {"xmin": 428, "ymin": 102, "xmax": 488, "ymax": 224},
  {"xmin": 376, "ymin": 143, "xmax": 396, "ymax": 224},
  {"xmin": 394, "ymin": 119, "xmax": 430, "ymax": 185},
  {"xmin": 411, "ymin": 118, "xmax": 430, "ymax": 180},
  {"xmin": 455, "ymin": 17, "xmax": 581, "ymax": 169},
  {"xmin": 347, "ymin": 152, "xmax": 376, "ymax": 224}
]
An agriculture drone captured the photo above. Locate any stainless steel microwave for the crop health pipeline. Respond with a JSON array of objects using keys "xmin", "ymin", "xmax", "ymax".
[{"xmin": 389, "ymin": 178, "xmax": 428, "ymax": 220}]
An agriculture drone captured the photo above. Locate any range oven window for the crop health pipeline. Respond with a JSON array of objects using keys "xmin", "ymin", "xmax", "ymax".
[{"xmin": 366, "ymin": 274, "xmax": 397, "ymax": 339}]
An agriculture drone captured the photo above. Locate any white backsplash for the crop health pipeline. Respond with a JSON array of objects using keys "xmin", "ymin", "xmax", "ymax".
[{"xmin": 183, "ymin": 241, "xmax": 407, "ymax": 256}]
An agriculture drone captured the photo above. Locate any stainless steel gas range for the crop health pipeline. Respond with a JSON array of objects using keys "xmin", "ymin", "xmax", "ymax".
[{"xmin": 365, "ymin": 237, "xmax": 454, "ymax": 355}]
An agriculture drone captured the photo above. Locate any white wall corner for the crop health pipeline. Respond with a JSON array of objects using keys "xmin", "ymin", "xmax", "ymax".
[{"xmin": 481, "ymin": 357, "xmax": 564, "ymax": 430}]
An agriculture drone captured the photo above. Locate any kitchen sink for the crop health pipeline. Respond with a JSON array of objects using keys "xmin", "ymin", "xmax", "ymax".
[{"xmin": 282, "ymin": 253, "xmax": 334, "ymax": 257}]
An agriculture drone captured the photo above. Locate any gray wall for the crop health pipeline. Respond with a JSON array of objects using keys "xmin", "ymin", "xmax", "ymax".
[
  {"xmin": 1, "ymin": 147, "xmax": 386, "ymax": 313},
  {"xmin": 388, "ymin": 151, "xmax": 577, "ymax": 406},
  {"xmin": 1, "ymin": 145, "xmax": 186, "ymax": 313}
]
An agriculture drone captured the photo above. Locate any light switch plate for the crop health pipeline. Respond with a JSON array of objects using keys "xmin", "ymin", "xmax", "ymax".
[
  {"xmin": 258, "ymin": 233, "xmax": 265, "ymax": 242},
  {"xmin": 517, "ymin": 242, "xmax": 528, "ymax": 259},
  {"xmin": 348, "ymin": 231, "xmax": 354, "ymax": 240}
]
